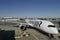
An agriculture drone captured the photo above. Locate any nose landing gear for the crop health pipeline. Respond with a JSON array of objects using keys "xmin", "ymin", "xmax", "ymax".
[{"xmin": 48, "ymin": 34, "xmax": 54, "ymax": 40}]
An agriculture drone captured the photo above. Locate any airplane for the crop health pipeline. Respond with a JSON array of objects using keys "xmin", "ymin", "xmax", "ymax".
[{"xmin": 19, "ymin": 19, "xmax": 58, "ymax": 38}]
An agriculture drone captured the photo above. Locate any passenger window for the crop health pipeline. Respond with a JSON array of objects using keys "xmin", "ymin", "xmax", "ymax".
[
  {"xmin": 29, "ymin": 21, "xmax": 34, "ymax": 24},
  {"xmin": 34, "ymin": 21, "xmax": 39, "ymax": 26},
  {"xmin": 29, "ymin": 21, "xmax": 42, "ymax": 27}
]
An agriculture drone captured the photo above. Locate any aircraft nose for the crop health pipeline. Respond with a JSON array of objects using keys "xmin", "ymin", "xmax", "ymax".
[
  {"xmin": 54, "ymin": 30, "xmax": 58, "ymax": 34},
  {"xmin": 50, "ymin": 28, "xmax": 59, "ymax": 34}
]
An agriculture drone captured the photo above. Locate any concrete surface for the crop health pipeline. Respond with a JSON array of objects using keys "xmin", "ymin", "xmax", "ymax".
[{"xmin": 0, "ymin": 22, "xmax": 60, "ymax": 40}]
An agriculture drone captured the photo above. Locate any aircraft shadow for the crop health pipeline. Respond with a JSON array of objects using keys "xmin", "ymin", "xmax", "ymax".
[
  {"xmin": 0, "ymin": 30, "xmax": 15, "ymax": 40},
  {"xmin": 27, "ymin": 27, "xmax": 54, "ymax": 38}
]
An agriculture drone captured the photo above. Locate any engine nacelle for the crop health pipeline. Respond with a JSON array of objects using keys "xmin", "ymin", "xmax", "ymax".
[
  {"xmin": 20, "ymin": 26, "xmax": 26, "ymax": 31},
  {"xmin": 19, "ymin": 23, "xmax": 30, "ymax": 31}
]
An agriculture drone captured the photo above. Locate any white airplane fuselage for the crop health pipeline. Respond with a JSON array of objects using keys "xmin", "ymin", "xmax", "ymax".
[{"xmin": 25, "ymin": 19, "xmax": 58, "ymax": 34}]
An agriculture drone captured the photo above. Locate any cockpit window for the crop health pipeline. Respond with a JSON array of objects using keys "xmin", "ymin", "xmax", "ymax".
[{"xmin": 48, "ymin": 25, "xmax": 55, "ymax": 27}]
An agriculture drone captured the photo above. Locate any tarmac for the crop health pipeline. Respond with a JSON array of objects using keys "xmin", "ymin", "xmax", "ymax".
[{"xmin": 0, "ymin": 22, "xmax": 60, "ymax": 40}]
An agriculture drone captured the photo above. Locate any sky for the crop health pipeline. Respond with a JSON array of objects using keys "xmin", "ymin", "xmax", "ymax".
[{"xmin": 0, "ymin": 0, "xmax": 60, "ymax": 18}]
